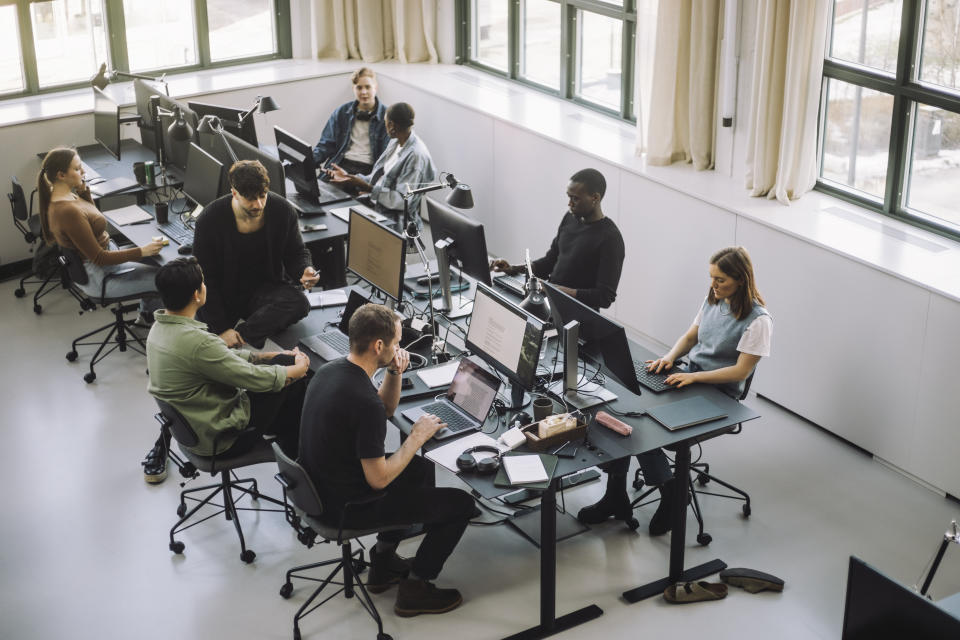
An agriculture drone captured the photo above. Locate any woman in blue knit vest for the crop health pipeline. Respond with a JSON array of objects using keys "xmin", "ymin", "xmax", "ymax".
[{"xmin": 578, "ymin": 246, "xmax": 772, "ymax": 535}]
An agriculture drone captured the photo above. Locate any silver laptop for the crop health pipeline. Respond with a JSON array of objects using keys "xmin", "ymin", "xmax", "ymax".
[
  {"xmin": 298, "ymin": 290, "xmax": 368, "ymax": 360},
  {"xmin": 401, "ymin": 359, "xmax": 501, "ymax": 440}
]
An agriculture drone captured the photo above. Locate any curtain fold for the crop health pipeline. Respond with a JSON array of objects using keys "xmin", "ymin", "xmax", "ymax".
[
  {"xmin": 313, "ymin": 0, "xmax": 438, "ymax": 64},
  {"xmin": 745, "ymin": 0, "xmax": 830, "ymax": 204},
  {"xmin": 645, "ymin": 0, "xmax": 721, "ymax": 170}
]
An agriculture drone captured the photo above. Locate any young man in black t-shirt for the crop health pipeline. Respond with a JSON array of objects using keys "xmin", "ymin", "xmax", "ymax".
[{"xmin": 299, "ymin": 303, "xmax": 474, "ymax": 617}]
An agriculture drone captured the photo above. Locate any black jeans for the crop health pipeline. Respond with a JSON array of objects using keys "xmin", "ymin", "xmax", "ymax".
[
  {"xmin": 236, "ymin": 282, "xmax": 310, "ymax": 349},
  {"xmin": 222, "ymin": 376, "xmax": 307, "ymax": 458},
  {"xmin": 600, "ymin": 449, "xmax": 673, "ymax": 486},
  {"xmin": 338, "ymin": 455, "xmax": 474, "ymax": 581}
]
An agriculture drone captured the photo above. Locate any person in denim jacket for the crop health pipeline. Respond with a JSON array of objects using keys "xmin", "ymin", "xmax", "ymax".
[{"xmin": 313, "ymin": 67, "xmax": 389, "ymax": 178}]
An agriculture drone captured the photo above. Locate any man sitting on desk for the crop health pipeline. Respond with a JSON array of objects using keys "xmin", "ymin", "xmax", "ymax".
[
  {"xmin": 313, "ymin": 67, "xmax": 389, "ymax": 178},
  {"xmin": 300, "ymin": 303, "xmax": 474, "ymax": 617},
  {"xmin": 193, "ymin": 160, "xmax": 319, "ymax": 349},
  {"xmin": 490, "ymin": 167, "xmax": 624, "ymax": 310}
]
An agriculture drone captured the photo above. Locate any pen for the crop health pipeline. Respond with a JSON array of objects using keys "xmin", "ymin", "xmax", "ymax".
[{"xmin": 552, "ymin": 441, "xmax": 569, "ymax": 455}]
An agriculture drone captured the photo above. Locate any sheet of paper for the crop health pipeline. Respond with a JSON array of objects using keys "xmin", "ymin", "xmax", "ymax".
[
  {"xmin": 425, "ymin": 432, "xmax": 506, "ymax": 473},
  {"xmin": 502, "ymin": 455, "xmax": 548, "ymax": 484},
  {"xmin": 329, "ymin": 204, "xmax": 385, "ymax": 224},
  {"xmin": 306, "ymin": 289, "xmax": 348, "ymax": 308},
  {"xmin": 106, "ymin": 204, "xmax": 152, "ymax": 226},
  {"xmin": 416, "ymin": 360, "xmax": 460, "ymax": 388}
]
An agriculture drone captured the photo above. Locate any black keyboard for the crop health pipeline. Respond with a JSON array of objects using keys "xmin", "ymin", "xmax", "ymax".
[
  {"xmin": 633, "ymin": 361, "xmax": 680, "ymax": 393},
  {"xmin": 156, "ymin": 220, "xmax": 194, "ymax": 246},
  {"xmin": 419, "ymin": 402, "xmax": 476, "ymax": 432}
]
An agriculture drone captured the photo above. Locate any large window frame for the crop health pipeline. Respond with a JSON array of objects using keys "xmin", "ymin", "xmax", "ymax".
[
  {"xmin": 456, "ymin": 0, "xmax": 638, "ymax": 122},
  {"xmin": 818, "ymin": 0, "xmax": 960, "ymax": 241},
  {"xmin": 2, "ymin": 0, "xmax": 291, "ymax": 99}
]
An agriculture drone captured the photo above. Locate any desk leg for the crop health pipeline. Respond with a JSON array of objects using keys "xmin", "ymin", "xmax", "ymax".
[
  {"xmin": 502, "ymin": 478, "xmax": 603, "ymax": 640},
  {"xmin": 621, "ymin": 444, "xmax": 726, "ymax": 603}
]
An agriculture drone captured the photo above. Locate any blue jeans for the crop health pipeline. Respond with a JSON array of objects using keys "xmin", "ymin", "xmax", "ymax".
[{"xmin": 79, "ymin": 260, "xmax": 160, "ymax": 314}]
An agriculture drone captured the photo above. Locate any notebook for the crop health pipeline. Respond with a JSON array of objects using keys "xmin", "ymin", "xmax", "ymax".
[
  {"xmin": 400, "ymin": 359, "xmax": 501, "ymax": 440},
  {"xmin": 493, "ymin": 453, "xmax": 559, "ymax": 490},
  {"xmin": 646, "ymin": 396, "xmax": 727, "ymax": 431}
]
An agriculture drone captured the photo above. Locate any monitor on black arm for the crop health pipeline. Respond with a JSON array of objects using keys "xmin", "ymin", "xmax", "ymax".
[
  {"xmin": 466, "ymin": 283, "xmax": 546, "ymax": 408},
  {"xmin": 133, "ymin": 78, "xmax": 167, "ymax": 152},
  {"xmin": 426, "ymin": 198, "xmax": 491, "ymax": 287},
  {"xmin": 183, "ymin": 143, "xmax": 224, "ymax": 208},
  {"xmin": 93, "ymin": 87, "xmax": 120, "ymax": 160},
  {"xmin": 188, "ymin": 101, "xmax": 258, "ymax": 147},
  {"xmin": 274, "ymin": 126, "xmax": 319, "ymax": 200},
  {"xmin": 347, "ymin": 209, "xmax": 406, "ymax": 303},
  {"xmin": 199, "ymin": 130, "xmax": 286, "ymax": 199}
]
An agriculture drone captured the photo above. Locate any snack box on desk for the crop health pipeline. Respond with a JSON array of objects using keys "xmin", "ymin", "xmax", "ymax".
[{"xmin": 520, "ymin": 416, "xmax": 588, "ymax": 452}]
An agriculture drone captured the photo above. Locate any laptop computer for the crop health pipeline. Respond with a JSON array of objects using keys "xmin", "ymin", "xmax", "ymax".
[
  {"xmin": 645, "ymin": 396, "xmax": 727, "ymax": 431},
  {"xmin": 400, "ymin": 358, "xmax": 502, "ymax": 440},
  {"xmin": 298, "ymin": 290, "xmax": 368, "ymax": 360}
]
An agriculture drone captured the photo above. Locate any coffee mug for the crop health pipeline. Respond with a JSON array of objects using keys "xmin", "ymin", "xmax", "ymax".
[
  {"xmin": 532, "ymin": 397, "xmax": 554, "ymax": 422},
  {"xmin": 133, "ymin": 162, "xmax": 146, "ymax": 185},
  {"xmin": 155, "ymin": 201, "xmax": 169, "ymax": 224}
]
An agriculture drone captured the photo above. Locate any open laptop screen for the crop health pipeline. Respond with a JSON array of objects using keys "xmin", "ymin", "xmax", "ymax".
[{"xmin": 446, "ymin": 359, "xmax": 501, "ymax": 421}]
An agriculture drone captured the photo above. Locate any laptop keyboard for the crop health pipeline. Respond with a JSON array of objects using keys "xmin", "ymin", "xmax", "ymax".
[
  {"xmin": 494, "ymin": 273, "xmax": 526, "ymax": 296},
  {"xmin": 156, "ymin": 219, "xmax": 194, "ymax": 246},
  {"xmin": 419, "ymin": 402, "xmax": 476, "ymax": 433},
  {"xmin": 317, "ymin": 331, "xmax": 349, "ymax": 354},
  {"xmin": 633, "ymin": 361, "xmax": 679, "ymax": 393}
]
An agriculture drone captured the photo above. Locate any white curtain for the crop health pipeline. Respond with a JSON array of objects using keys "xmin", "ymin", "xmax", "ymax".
[
  {"xmin": 745, "ymin": 0, "xmax": 829, "ymax": 204},
  {"xmin": 313, "ymin": 0, "xmax": 438, "ymax": 64},
  {"xmin": 645, "ymin": 0, "xmax": 721, "ymax": 170}
]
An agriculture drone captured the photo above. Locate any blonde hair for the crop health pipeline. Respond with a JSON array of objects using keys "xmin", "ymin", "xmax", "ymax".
[{"xmin": 351, "ymin": 67, "xmax": 376, "ymax": 84}]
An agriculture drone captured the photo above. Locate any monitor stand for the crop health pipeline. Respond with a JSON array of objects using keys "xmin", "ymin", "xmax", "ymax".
[
  {"xmin": 509, "ymin": 384, "xmax": 532, "ymax": 411},
  {"xmin": 546, "ymin": 320, "xmax": 616, "ymax": 409},
  {"xmin": 433, "ymin": 238, "xmax": 473, "ymax": 319}
]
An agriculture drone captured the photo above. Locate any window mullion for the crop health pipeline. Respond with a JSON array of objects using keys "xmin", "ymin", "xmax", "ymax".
[
  {"xmin": 275, "ymin": 0, "xmax": 291, "ymax": 58},
  {"xmin": 562, "ymin": 2, "xmax": 575, "ymax": 99},
  {"xmin": 104, "ymin": 0, "xmax": 129, "ymax": 72},
  {"xmin": 17, "ymin": 0, "xmax": 39, "ymax": 93},
  {"xmin": 509, "ymin": 0, "xmax": 519, "ymax": 79},
  {"xmin": 621, "ymin": 16, "xmax": 634, "ymax": 120},
  {"xmin": 885, "ymin": 0, "xmax": 922, "ymax": 217},
  {"xmin": 195, "ymin": 0, "xmax": 210, "ymax": 66}
]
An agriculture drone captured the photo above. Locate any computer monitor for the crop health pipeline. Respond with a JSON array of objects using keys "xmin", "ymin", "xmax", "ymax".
[
  {"xmin": 543, "ymin": 282, "xmax": 641, "ymax": 396},
  {"xmin": 842, "ymin": 556, "xmax": 960, "ymax": 639},
  {"xmin": 133, "ymin": 78, "xmax": 167, "ymax": 152},
  {"xmin": 466, "ymin": 283, "xmax": 546, "ymax": 406},
  {"xmin": 198, "ymin": 130, "xmax": 286, "ymax": 199},
  {"xmin": 182, "ymin": 143, "xmax": 224, "ymax": 208},
  {"xmin": 154, "ymin": 94, "xmax": 197, "ymax": 172},
  {"xmin": 347, "ymin": 208, "xmax": 406, "ymax": 302},
  {"xmin": 274, "ymin": 126, "xmax": 318, "ymax": 199},
  {"xmin": 93, "ymin": 87, "xmax": 120, "ymax": 160},
  {"xmin": 425, "ymin": 198, "xmax": 491, "ymax": 318},
  {"xmin": 188, "ymin": 101, "xmax": 258, "ymax": 147}
]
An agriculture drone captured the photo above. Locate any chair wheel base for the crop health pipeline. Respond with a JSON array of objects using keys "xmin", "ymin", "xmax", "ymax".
[
  {"xmin": 170, "ymin": 541, "xmax": 185, "ymax": 554},
  {"xmin": 15, "ymin": 288, "xmax": 25, "ymax": 298},
  {"xmin": 66, "ymin": 350, "xmax": 78, "ymax": 362},
  {"xmin": 697, "ymin": 533, "xmax": 712, "ymax": 546},
  {"xmin": 241, "ymin": 549, "xmax": 256, "ymax": 563},
  {"xmin": 176, "ymin": 503, "xmax": 187, "ymax": 518},
  {"xmin": 83, "ymin": 372, "xmax": 96, "ymax": 383},
  {"xmin": 625, "ymin": 517, "xmax": 640, "ymax": 531},
  {"xmin": 33, "ymin": 304, "xmax": 42, "ymax": 314},
  {"xmin": 742, "ymin": 504, "xmax": 751, "ymax": 517},
  {"xmin": 378, "ymin": 634, "xmax": 393, "ymax": 640},
  {"xmin": 279, "ymin": 582, "xmax": 293, "ymax": 599}
]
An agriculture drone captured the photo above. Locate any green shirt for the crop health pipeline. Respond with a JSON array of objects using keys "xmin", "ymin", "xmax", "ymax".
[{"xmin": 146, "ymin": 311, "xmax": 287, "ymax": 456}]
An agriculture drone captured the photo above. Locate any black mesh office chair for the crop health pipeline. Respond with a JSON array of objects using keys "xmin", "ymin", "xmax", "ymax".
[
  {"xmin": 630, "ymin": 372, "xmax": 756, "ymax": 546},
  {"xmin": 154, "ymin": 399, "xmax": 286, "ymax": 563},
  {"xmin": 9, "ymin": 176, "xmax": 61, "ymax": 313},
  {"xmin": 58, "ymin": 247, "xmax": 148, "ymax": 383},
  {"xmin": 272, "ymin": 441, "xmax": 403, "ymax": 640}
]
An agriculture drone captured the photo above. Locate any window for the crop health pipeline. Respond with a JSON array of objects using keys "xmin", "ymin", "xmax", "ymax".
[
  {"xmin": 2, "ymin": 0, "xmax": 291, "ymax": 99},
  {"xmin": 459, "ymin": 0, "xmax": 639, "ymax": 121},
  {"xmin": 819, "ymin": 0, "xmax": 960, "ymax": 239}
]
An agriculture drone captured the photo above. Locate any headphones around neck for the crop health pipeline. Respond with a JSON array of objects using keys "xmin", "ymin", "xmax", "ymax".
[
  {"xmin": 355, "ymin": 108, "xmax": 373, "ymax": 121},
  {"xmin": 456, "ymin": 445, "xmax": 501, "ymax": 475}
]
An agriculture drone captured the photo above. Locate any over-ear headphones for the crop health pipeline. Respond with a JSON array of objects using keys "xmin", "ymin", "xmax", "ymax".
[
  {"xmin": 355, "ymin": 109, "xmax": 373, "ymax": 121},
  {"xmin": 456, "ymin": 445, "xmax": 501, "ymax": 475}
]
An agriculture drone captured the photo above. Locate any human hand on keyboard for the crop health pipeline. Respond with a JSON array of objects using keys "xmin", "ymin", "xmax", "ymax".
[
  {"xmin": 410, "ymin": 414, "xmax": 447, "ymax": 445},
  {"xmin": 645, "ymin": 357, "xmax": 675, "ymax": 374},
  {"xmin": 664, "ymin": 371, "xmax": 697, "ymax": 389}
]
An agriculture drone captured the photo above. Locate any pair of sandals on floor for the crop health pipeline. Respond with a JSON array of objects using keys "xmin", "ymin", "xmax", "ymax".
[{"xmin": 664, "ymin": 568, "xmax": 785, "ymax": 604}]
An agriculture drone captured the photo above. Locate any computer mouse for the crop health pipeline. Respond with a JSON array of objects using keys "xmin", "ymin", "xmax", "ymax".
[{"xmin": 178, "ymin": 244, "xmax": 193, "ymax": 255}]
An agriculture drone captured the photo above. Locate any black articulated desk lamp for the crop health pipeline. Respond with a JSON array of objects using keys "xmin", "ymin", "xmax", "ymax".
[
  {"xmin": 238, "ymin": 95, "xmax": 279, "ymax": 132},
  {"xmin": 148, "ymin": 97, "xmax": 194, "ymax": 182},
  {"xmin": 91, "ymin": 62, "xmax": 169, "ymax": 95},
  {"xmin": 197, "ymin": 115, "xmax": 239, "ymax": 163}
]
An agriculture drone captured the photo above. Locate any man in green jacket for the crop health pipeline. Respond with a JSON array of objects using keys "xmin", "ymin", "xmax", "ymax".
[{"xmin": 143, "ymin": 257, "xmax": 309, "ymax": 482}]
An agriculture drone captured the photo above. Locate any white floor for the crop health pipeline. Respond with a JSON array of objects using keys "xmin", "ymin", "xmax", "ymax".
[{"xmin": 2, "ymin": 275, "xmax": 959, "ymax": 640}]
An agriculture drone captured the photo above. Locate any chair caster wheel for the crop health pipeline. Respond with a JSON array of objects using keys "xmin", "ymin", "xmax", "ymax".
[
  {"xmin": 15, "ymin": 288, "xmax": 25, "ymax": 298},
  {"xmin": 180, "ymin": 463, "xmax": 197, "ymax": 478},
  {"xmin": 66, "ymin": 350, "xmax": 78, "ymax": 362},
  {"xmin": 378, "ymin": 634, "xmax": 393, "ymax": 640},
  {"xmin": 279, "ymin": 582, "xmax": 293, "ymax": 599},
  {"xmin": 83, "ymin": 372, "xmax": 96, "ymax": 383},
  {"xmin": 632, "ymin": 479, "xmax": 645, "ymax": 490},
  {"xmin": 352, "ymin": 558, "xmax": 366, "ymax": 574},
  {"xmin": 697, "ymin": 533, "xmax": 712, "ymax": 546},
  {"xmin": 742, "ymin": 504, "xmax": 751, "ymax": 517},
  {"xmin": 696, "ymin": 473, "xmax": 709, "ymax": 486},
  {"xmin": 176, "ymin": 503, "xmax": 187, "ymax": 518},
  {"xmin": 33, "ymin": 303, "xmax": 42, "ymax": 314},
  {"xmin": 170, "ymin": 541, "xmax": 185, "ymax": 554},
  {"xmin": 240, "ymin": 549, "xmax": 256, "ymax": 563},
  {"xmin": 625, "ymin": 517, "xmax": 640, "ymax": 531}
]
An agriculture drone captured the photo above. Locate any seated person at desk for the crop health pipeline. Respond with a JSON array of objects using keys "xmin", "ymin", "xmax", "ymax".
[
  {"xmin": 300, "ymin": 303, "xmax": 473, "ymax": 617},
  {"xmin": 146, "ymin": 257, "xmax": 309, "ymax": 470},
  {"xmin": 577, "ymin": 246, "xmax": 772, "ymax": 535},
  {"xmin": 490, "ymin": 168, "xmax": 624, "ymax": 310},
  {"xmin": 193, "ymin": 160, "xmax": 319, "ymax": 349},
  {"xmin": 39, "ymin": 147, "xmax": 163, "ymax": 323},
  {"xmin": 326, "ymin": 102, "xmax": 437, "ymax": 221},
  {"xmin": 313, "ymin": 67, "xmax": 389, "ymax": 178}
]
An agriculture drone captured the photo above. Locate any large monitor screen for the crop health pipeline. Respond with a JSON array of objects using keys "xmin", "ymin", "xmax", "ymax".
[
  {"xmin": 466, "ymin": 283, "xmax": 545, "ymax": 391},
  {"xmin": 425, "ymin": 198, "xmax": 491, "ymax": 286},
  {"xmin": 183, "ymin": 143, "xmax": 224, "ymax": 207},
  {"xmin": 274, "ymin": 126, "xmax": 318, "ymax": 199},
  {"xmin": 93, "ymin": 87, "xmax": 120, "ymax": 160},
  {"xmin": 133, "ymin": 78, "xmax": 166, "ymax": 152},
  {"xmin": 347, "ymin": 209, "xmax": 406, "ymax": 302}
]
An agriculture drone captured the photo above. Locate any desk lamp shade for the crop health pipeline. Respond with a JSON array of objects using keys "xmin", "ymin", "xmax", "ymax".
[{"xmin": 445, "ymin": 183, "xmax": 474, "ymax": 209}]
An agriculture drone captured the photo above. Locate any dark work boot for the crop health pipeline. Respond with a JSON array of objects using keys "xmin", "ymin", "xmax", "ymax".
[
  {"xmin": 577, "ymin": 473, "xmax": 632, "ymax": 524},
  {"xmin": 394, "ymin": 578, "xmax": 463, "ymax": 617},
  {"xmin": 366, "ymin": 549, "xmax": 412, "ymax": 594},
  {"xmin": 648, "ymin": 478, "xmax": 680, "ymax": 536}
]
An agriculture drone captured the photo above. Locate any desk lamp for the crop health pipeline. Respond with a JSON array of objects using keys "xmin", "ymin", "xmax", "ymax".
[
  {"xmin": 238, "ymin": 95, "xmax": 279, "ymax": 136},
  {"xmin": 197, "ymin": 115, "xmax": 239, "ymax": 163},
  {"xmin": 518, "ymin": 250, "xmax": 552, "ymax": 323},
  {"xmin": 91, "ymin": 62, "xmax": 169, "ymax": 95},
  {"xmin": 147, "ymin": 97, "xmax": 194, "ymax": 183}
]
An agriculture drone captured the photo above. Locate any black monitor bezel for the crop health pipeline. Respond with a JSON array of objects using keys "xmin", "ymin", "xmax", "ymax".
[
  {"xmin": 132, "ymin": 78, "xmax": 166, "ymax": 152},
  {"xmin": 154, "ymin": 94, "xmax": 197, "ymax": 172},
  {"xmin": 182, "ymin": 142, "xmax": 225, "ymax": 207},
  {"xmin": 425, "ymin": 198, "xmax": 491, "ymax": 287},
  {"xmin": 346, "ymin": 209, "xmax": 407, "ymax": 303},
  {"xmin": 93, "ymin": 87, "xmax": 120, "ymax": 161},
  {"xmin": 187, "ymin": 101, "xmax": 258, "ymax": 148},
  {"xmin": 465, "ymin": 282, "xmax": 546, "ymax": 392},
  {"xmin": 274, "ymin": 126, "xmax": 319, "ymax": 200},
  {"xmin": 198, "ymin": 129, "xmax": 286, "ymax": 199}
]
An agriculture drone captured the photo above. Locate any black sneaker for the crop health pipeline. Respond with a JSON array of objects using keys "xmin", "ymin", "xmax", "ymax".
[
  {"xmin": 394, "ymin": 579, "xmax": 463, "ymax": 617},
  {"xmin": 366, "ymin": 549, "xmax": 412, "ymax": 594},
  {"xmin": 142, "ymin": 441, "xmax": 168, "ymax": 485}
]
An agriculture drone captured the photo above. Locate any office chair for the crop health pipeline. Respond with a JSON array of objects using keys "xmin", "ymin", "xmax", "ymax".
[
  {"xmin": 58, "ymin": 247, "xmax": 147, "ymax": 383},
  {"xmin": 630, "ymin": 372, "xmax": 756, "ymax": 546},
  {"xmin": 154, "ymin": 399, "xmax": 286, "ymax": 563},
  {"xmin": 9, "ymin": 176, "xmax": 60, "ymax": 314},
  {"xmin": 272, "ymin": 441, "xmax": 404, "ymax": 640}
]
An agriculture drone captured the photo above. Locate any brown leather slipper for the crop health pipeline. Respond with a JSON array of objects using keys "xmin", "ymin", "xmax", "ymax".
[
  {"xmin": 719, "ymin": 568, "xmax": 785, "ymax": 593},
  {"xmin": 663, "ymin": 581, "xmax": 728, "ymax": 603}
]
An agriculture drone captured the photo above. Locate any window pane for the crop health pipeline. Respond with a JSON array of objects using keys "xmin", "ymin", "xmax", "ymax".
[
  {"xmin": 123, "ymin": 0, "xmax": 197, "ymax": 72},
  {"xmin": 906, "ymin": 105, "xmax": 960, "ymax": 230},
  {"xmin": 473, "ymin": 0, "xmax": 508, "ymax": 71},
  {"xmin": 820, "ymin": 78, "xmax": 893, "ymax": 199},
  {"xmin": 828, "ymin": 0, "xmax": 902, "ymax": 74},
  {"xmin": 208, "ymin": 0, "xmax": 275, "ymax": 62},
  {"xmin": 0, "ymin": 5, "xmax": 24, "ymax": 94},
  {"xmin": 919, "ymin": 0, "xmax": 960, "ymax": 91},
  {"xmin": 32, "ymin": 0, "xmax": 109, "ymax": 88},
  {"xmin": 576, "ymin": 10, "xmax": 622, "ymax": 110},
  {"xmin": 520, "ymin": 0, "xmax": 560, "ymax": 89}
]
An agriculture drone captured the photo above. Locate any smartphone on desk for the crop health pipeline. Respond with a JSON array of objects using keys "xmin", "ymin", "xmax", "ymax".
[{"xmin": 301, "ymin": 223, "xmax": 328, "ymax": 233}]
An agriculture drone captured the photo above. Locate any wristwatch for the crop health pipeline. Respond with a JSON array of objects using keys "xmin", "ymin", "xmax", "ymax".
[{"xmin": 387, "ymin": 368, "xmax": 401, "ymax": 375}]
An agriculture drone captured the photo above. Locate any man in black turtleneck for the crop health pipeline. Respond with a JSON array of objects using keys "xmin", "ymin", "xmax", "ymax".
[{"xmin": 490, "ymin": 168, "xmax": 624, "ymax": 310}]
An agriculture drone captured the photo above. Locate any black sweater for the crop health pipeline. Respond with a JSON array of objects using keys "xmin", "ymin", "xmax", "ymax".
[
  {"xmin": 193, "ymin": 193, "xmax": 311, "ymax": 334},
  {"xmin": 531, "ymin": 213, "xmax": 624, "ymax": 309}
]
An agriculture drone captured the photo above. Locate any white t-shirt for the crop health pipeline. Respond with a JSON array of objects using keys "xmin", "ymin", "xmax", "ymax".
[
  {"xmin": 693, "ymin": 302, "xmax": 772, "ymax": 357},
  {"xmin": 344, "ymin": 118, "xmax": 372, "ymax": 164}
]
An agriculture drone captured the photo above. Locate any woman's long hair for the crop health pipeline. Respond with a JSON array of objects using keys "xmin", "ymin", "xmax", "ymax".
[
  {"xmin": 37, "ymin": 147, "xmax": 78, "ymax": 244},
  {"xmin": 706, "ymin": 246, "xmax": 765, "ymax": 321}
]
